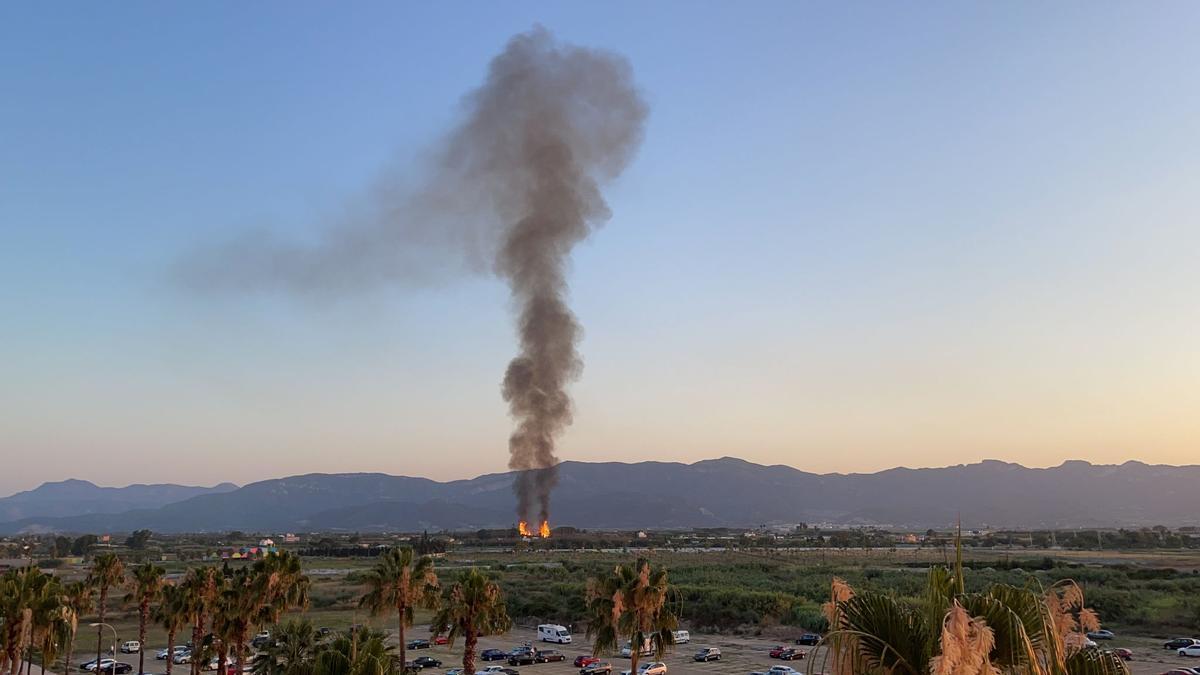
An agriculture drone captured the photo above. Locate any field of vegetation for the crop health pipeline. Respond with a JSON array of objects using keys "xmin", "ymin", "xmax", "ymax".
[{"xmin": 4, "ymin": 531, "xmax": 1200, "ymax": 675}]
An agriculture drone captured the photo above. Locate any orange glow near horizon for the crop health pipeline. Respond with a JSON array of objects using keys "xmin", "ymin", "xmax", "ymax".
[{"xmin": 539, "ymin": 520, "xmax": 550, "ymax": 538}]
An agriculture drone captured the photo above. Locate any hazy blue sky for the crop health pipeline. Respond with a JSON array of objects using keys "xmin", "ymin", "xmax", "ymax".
[{"xmin": 2, "ymin": 2, "xmax": 1199, "ymax": 495}]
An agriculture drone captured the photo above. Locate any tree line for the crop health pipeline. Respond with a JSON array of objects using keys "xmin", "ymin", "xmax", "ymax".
[{"xmin": 3, "ymin": 545, "xmax": 1131, "ymax": 675}]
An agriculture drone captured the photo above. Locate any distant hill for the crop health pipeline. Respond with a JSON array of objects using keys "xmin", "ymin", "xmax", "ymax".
[
  {"xmin": 2, "ymin": 458, "xmax": 1198, "ymax": 534},
  {"xmin": 0, "ymin": 479, "xmax": 238, "ymax": 523}
]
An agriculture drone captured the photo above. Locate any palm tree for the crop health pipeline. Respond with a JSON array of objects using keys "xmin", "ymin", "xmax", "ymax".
[
  {"xmin": 179, "ymin": 568, "xmax": 221, "ymax": 675},
  {"xmin": 358, "ymin": 548, "xmax": 439, "ymax": 671},
  {"xmin": 814, "ymin": 565, "xmax": 1129, "ymax": 675},
  {"xmin": 87, "ymin": 554, "xmax": 126, "ymax": 675},
  {"xmin": 251, "ymin": 620, "xmax": 321, "ymax": 675},
  {"xmin": 1, "ymin": 567, "xmax": 47, "ymax": 675},
  {"xmin": 28, "ymin": 575, "xmax": 68, "ymax": 675},
  {"xmin": 62, "ymin": 582, "xmax": 94, "ymax": 675},
  {"xmin": 584, "ymin": 559, "xmax": 679, "ymax": 675},
  {"xmin": 251, "ymin": 552, "xmax": 310, "ymax": 628},
  {"xmin": 125, "ymin": 563, "xmax": 166, "ymax": 675},
  {"xmin": 154, "ymin": 585, "xmax": 189, "ymax": 675},
  {"xmin": 313, "ymin": 629, "xmax": 396, "ymax": 675},
  {"xmin": 214, "ymin": 568, "xmax": 258, "ymax": 675},
  {"xmin": 429, "ymin": 569, "xmax": 512, "ymax": 675}
]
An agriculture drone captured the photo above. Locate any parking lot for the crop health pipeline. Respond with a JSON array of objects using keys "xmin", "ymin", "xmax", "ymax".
[
  {"xmin": 74, "ymin": 624, "xmax": 1200, "ymax": 675},
  {"xmin": 437, "ymin": 626, "xmax": 1200, "ymax": 675},
  {"xmin": 434, "ymin": 627, "xmax": 812, "ymax": 675}
]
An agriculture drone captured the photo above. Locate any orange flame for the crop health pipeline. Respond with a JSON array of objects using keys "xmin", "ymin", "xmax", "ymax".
[
  {"xmin": 518, "ymin": 521, "xmax": 532, "ymax": 537},
  {"xmin": 539, "ymin": 520, "xmax": 551, "ymax": 538}
]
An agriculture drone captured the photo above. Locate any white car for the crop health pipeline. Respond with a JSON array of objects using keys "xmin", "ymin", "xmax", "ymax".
[
  {"xmin": 121, "ymin": 642, "xmax": 141, "ymax": 654},
  {"xmin": 174, "ymin": 653, "xmax": 193, "ymax": 665},
  {"xmin": 672, "ymin": 631, "xmax": 690, "ymax": 645},
  {"xmin": 767, "ymin": 667, "xmax": 803, "ymax": 675},
  {"xmin": 158, "ymin": 647, "xmax": 190, "ymax": 661},
  {"xmin": 1180, "ymin": 645, "xmax": 1200, "ymax": 658},
  {"xmin": 621, "ymin": 663, "xmax": 667, "ymax": 675},
  {"xmin": 475, "ymin": 667, "xmax": 507, "ymax": 675}
]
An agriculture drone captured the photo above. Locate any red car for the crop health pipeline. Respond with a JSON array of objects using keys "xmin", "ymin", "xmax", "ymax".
[
  {"xmin": 769, "ymin": 647, "xmax": 788, "ymax": 659},
  {"xmin": 1111, "ymin": 648, "xmax": 1131, "ymax": 661},
  {"xmin": 434, "ymin": 636, "xmax": 448, "ymax": 646},
  {"xmin": 574, "ymin": 657, "xmax": 600, "ymax": 668}
]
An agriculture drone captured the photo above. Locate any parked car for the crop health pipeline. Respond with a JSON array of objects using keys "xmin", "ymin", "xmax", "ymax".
[
  {"xmin": 446, "ymin": 670, "xmax": 464, "ymax": 675},
  {"xmin": 413, "ymin": 657, "xmax": 443, "ymax": 669},
  {"xmin": 535, "ymin": 651, "xmax": 565, "ymax": 663},
  {"xmin": 574, "ymin": 657, "xmax": 600, "ymax": 668},
  {"xmin": 763, "ymin": 667, "xmax": 802, "ymax": 675},
  {"xmin": 621, "ymin": 663, "xmax": 666, "ymax": 675},
  {"xmin": 1087, "ymin": 630, "xmax": 1115, "ymax": 641},
  {"xmin": 158, "ymin": 647, "xmax": 189, "ymax": 661},
  {"xmin": 173, "ymin": 653, "xmax": 193, "ymax": 665},
  {"xmin": 508, "ymin": 653, "xmax": 536, "ymax": 666},
  {"xmin": 795, "ymin": 634, "xmax": 821, "ymax": 646},
  {"xmin": 1166, "ymin": 639, "xmax": 1200, "ymax": 650},
  {"xmin": 83, "ymin": 661, "xmax": 133, "ymax": 674},
  {"xmin": 434, "ymin": 636, "xmax": 449, "ymax": 646},
  {"xmin": 769, "ymin": 647, "xmax": 789, "ymax": 659},
  {"xmin": 408, "ymin": 639, "xmax": 431, "ymax": 650},
  {"xmin": 1180, "ymin": 645, "xmax": 1200, "ymax": 658},
  {"xmin": 694, "ymin": 648, "xmax": 720, "ymax": 662},
  {"xmin": 780, "ymin": 649, "xmax": 805, "ymax": 662},
  {"xmin": 121, "ymin": 642, "xmax": 141, "ymax": 654},
  {"xmin": 481, "ymin": 650, "xmax": 508, "ymax": 662},
  {"xmin": 580, "ymin": 662, "xmax": 611, "ymax": 675},
  {"xmin": 672, "ymin": 631, "xmax": 690, "ymax": 645},
  {"xmin": 474, "ymin": 668, "xmax": 518, "ymax": 675},
  {"xmin": 1111, "ymin": 648, "xmax": 1133, "ymax": 661}
]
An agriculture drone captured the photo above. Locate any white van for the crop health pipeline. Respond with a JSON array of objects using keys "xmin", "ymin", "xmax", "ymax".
[
  {"xmin": 672, "ymin": 631, "xmax": 690, "ymax": 645},
  {"xmin": 538, "ymin": 624, "xmax": 571, "ymax": 644},
  {"xmin": 120, "ymin": 641, "xmax": 141, "ymax": 654}
]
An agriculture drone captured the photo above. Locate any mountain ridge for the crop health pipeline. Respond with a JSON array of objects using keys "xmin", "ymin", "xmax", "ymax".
[{"xmin": 3, "ymin": 457, "xmax": 1198, "ymax": 534}]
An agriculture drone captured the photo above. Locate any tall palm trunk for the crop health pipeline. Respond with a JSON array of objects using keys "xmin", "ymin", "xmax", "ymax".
[
  {"xmin": 233, "ymin": 638, "xmax": 245, "ymax": 675},
  {"xmin": 165, "ymin": 630, "xmax": 175, "ymax": 675},
  {"xmin": 138, "ymin": 600, "xmax": 149, "ymax": 675},
  {"xmin": 65, "ymin": 627, "xmax": 76, "ymax": 675},
  {"xmin": 462, "ymin": 629, "xmax": 477, "ymax": 675},
  {"xmin": 96, "ymin": 587, "xmax": 107, "ymax": 675},
  {"xmin": 397, "ymin": 607, "xmax": 406, "ymax": 674}
]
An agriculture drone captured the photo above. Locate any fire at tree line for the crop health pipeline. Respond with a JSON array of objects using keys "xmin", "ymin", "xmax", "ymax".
[{"xmin": 9, "ymin": 528, "xmax": 1200, "ymax": 675}]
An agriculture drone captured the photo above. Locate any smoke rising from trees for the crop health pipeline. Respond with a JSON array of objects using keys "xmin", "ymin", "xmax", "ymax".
[{"xmin": 175, "ymin": 27, "xmax": 648, "ymax": 527}]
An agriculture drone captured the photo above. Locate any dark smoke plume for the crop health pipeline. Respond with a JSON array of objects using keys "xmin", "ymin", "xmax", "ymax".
[{"xmin": 176, "ymin": 27, "xmax": 647, "ymax": 526}]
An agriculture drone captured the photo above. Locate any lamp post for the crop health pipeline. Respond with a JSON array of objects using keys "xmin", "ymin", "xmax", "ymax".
[{"xmin": 89, "ymin": 624, "xmax": 118, "ymax": 675}]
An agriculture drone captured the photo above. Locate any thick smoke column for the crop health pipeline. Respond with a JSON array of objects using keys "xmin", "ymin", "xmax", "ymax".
[
  {"xmin": 473, "ymin": 29, "xmax": 647, "ymax": 527},
  {"xmin": 175, "ymin": 27, "xmax": 647, "ymax": 527}
]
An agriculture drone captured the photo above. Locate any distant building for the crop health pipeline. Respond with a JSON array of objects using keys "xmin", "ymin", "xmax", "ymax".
[
  {"xmin": 282, "ymin": 533, "xmax": 300, "ymax": 544},
  {"xmin": 258, "ymin": 538, "xmax": 275, "ymax": 547},
  {"xmin": 216, "ymin": 545, "xmax": 277, "ymax": 560}
]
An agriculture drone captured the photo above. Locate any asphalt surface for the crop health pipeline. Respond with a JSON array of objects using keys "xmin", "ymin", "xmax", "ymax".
[{"xmin": 55, "ymin": 626, "xmax": 1200, "ymax": 675}]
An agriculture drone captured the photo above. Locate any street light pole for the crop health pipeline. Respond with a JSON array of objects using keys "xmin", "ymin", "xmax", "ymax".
[{"xmin": 89, "ymin": 624, "xmax": 118, "ymax": 675}]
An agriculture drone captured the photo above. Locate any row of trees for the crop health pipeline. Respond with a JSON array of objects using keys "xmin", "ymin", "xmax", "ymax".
[{"xmin": 5, "ymin": 544, "xmax": 1131, "ymax": 675}]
